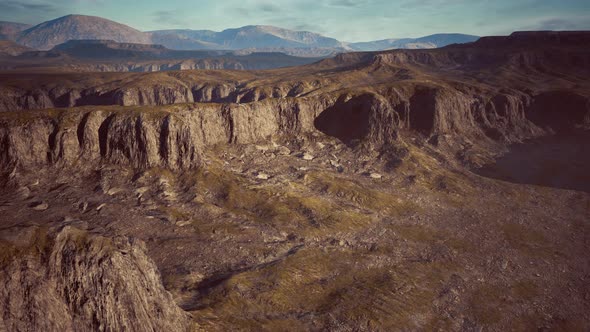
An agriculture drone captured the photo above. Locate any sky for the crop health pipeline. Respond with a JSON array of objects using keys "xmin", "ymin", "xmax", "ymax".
[{"xmin": 0, "ymin": 0, "xmax": 589, "ymax": 41}]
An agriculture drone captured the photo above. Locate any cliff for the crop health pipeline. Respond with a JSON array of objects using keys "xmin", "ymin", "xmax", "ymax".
[
  {"xmin": 0, "ymin": 98, "xmax": 329, "ymax": 172},
  {"xmin": 1, "ymin": 85, "xmax": 588, "ymax": 173},
  {"xmin": 0, "ymin": 31, "xmax": 589, "ymax": 173},
  {"xmin": 0, "ymin": 32, "xmax": 589, "ymax": 332},
  {"xmin": 0, "ymin": 226, "xmax": 191, "ymax": 331}
]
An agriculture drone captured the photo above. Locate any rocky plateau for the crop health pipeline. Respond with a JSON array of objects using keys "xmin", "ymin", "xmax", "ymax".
[{"xmin": 0, "ymin": 31, "xmax": 589, "ymax": 331}]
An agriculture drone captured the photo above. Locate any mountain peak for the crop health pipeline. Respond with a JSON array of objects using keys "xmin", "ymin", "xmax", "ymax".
[
  {"xmin": 17, "ymin": 14, "xmax": 151, "ymax": 50},
  {"xmin": 0, "ymin": 21, "xmax": 32, "ymax": 40},
  {"xmin": 6, "ymin": 14, "xmax": 481, "ymax": 55}
]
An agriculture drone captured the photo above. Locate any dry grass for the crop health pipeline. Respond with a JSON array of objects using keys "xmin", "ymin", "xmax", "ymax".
[
  {"xmin": 0, "ymin": 226, "xmax": 52, "ymax": 267},
  {"xmin": 192, "ymin": 246, "xmax": 456, "ymax": 330}
]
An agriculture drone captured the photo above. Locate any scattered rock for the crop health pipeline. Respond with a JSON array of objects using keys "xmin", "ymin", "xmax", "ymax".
[
  {"xmin": 135, "ymin": 187, "xmax": 150, "ymax": 197},
  {"xmin": 276, "ymin": 146, "xmax": 291, "ymax": 155},
  {"xmin": 30, "ymin": 201, "xmax": 49, "ymax": 211},
  {"xmin": 302, "ymin": 153, "xmax": 315, "ymax": 161},
  {"xmin": 255, "ymin": 145, "xmax": 269, "ymax": 153},
  {"xmin": 175, "ymin": 220, "xmax": 192, "ymax": 227},
  {"xmin": 107, "ymin": 187, "xmax": 123, "ymax": 196},
  {"xmin": 329, "ymin": 160, "xmax": 345, "ymax": 173},
  {"xmin": 16, "ymin": 186, "xmax": 31, "ymax": 200},
  {"xmin": 256, "ymin": 172, "xmax": 270, "ymax": 180},
  {"xmin": 78, "ymin": 201, "xmax": 89, "ymax": 213}
]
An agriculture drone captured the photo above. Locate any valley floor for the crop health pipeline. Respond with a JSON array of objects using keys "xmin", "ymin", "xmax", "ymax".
[{"xmin": 1, "ymin": 134, "xmax": 588, "ymax": 331}]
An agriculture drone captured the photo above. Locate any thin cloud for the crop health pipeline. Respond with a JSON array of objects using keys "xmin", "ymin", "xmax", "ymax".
[
  {"xmin": 258, "ymin": 3, "xmax": 281, "ymax": 13},
  {"xmin": 152, "ymin": 10, "xmax": 189, "ymax": 27},
  {"xmin": 522, "ymin": 16, "xmax": 590, "ymax": 31},
  {"xmin": 0, "ymin": 0, "xmax": 56, "ymax": 12},
  {"xmin": 329, "ymin": 0, "xmax": 364, "ymax": 8}
]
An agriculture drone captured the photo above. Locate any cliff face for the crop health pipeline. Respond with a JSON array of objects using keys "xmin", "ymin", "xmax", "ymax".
[
  {"xmin": 2, "ymin": 84, "xmax": 588, "ymax": 173},
  {"xmin": 0, "ymin": 226, "xmax": 190, "ymax": 332},
  {"xmin": 0, "ymin": 32, "xmax": 589, "ymax": 332},
  {"xmin": 0, "ymin": 97, "xmax": 333, "ymax": 172},
  {"xmin": 0, "ymin": 32, "xmax": 589, "ymax": 173},
  {"xmin": 0, "ymin": 58, "xmax": 315, "ymax": 73},
  {"xmin": 0, "ymin": 76, "xmax": 330, "ymax": 111}
]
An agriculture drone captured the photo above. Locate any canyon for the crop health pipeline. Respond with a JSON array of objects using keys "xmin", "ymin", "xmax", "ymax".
[{"xmin": 0, "ymin": 31, "xmax": 589, "ymax": 331}]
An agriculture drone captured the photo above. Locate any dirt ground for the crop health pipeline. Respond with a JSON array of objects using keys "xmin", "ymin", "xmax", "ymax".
[{"xmin": 1, "ymin": 132, "xmax": 588, "ymax": 331}]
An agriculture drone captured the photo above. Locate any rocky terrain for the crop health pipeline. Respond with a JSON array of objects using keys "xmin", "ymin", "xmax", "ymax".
[
  {"xmin": 0, "ymin": 31, "xmax": 589, "ymax": 331},
  {"xmin": 0, "ymin": 226, "xmax": 191, "ymax": 331}
]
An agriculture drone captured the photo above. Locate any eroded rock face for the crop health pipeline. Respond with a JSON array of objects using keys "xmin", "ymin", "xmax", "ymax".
[
  {"xmin": 0, "ymin": 226, "xmax": 191, "ymax": 332},
  {"xmin": 0, "ymin": 32, "xmax": 589, "ymax": 174},
  {"xmin": 1, "ymin": 84, "xmax": 589, "ymax": 174},
  {"xmin": 0, "ymin": 97, "xmax": 332, "ymax": 172}
]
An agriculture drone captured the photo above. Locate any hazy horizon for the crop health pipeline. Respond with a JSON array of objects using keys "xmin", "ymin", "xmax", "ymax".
[{"xmin": 0, "ymin": 0, "xmax": 589, "ymax": 42}]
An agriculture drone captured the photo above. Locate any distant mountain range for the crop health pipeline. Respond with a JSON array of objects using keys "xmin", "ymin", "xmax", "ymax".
[
  {"xmin": 0, "ymin": 14, "xmax": 480, "ymax": 56},
  {"xmin": 0, "ymin": 21, "xmax": 31, "ymax": 40},
  {"xmin": 0, "ymin": 39, "xmax": 323, "ymax": 71},
  {"xmin": 149, "ymin": 25, "xmax": 344, "ymax": 50},
  {"xmin": 347, "ymin": 34, "xmax": 480, "ymax": 51}
]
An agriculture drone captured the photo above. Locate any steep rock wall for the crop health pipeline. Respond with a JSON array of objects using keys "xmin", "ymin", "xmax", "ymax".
[
  {"xmin": 1, "ymin": 84, "xmax": 587, "ymax": 173},
  {"xmin": 0, "ymin": 226, "xmax": 191, "ymax": 332},
  {"xmin": 0, "ymin": 97, "xmax": 332, "ymax": 172}
]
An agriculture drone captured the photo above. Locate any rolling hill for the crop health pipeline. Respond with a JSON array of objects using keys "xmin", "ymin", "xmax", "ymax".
[
  {"xmin": 0, "ymin": 21, "xmax": 31, "ymax": 40},
  {"xmin": 4, "ymin": 14, "xmax": 480, "ymax": 56},
  {"xmin": 348, "ymin": 33, "xmax": 480, "ymax": 51},
  {"xmin": 16, "ymin": 14, "xmax": 151, "ymax": 50}
]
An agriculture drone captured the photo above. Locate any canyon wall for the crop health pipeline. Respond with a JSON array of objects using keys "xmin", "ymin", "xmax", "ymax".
[
  {"xmin": 0, "ymin": 97, "xmax": 331, "ymax": 172},
  {"xmin": 0, "ymin": 226, "xmax": 191, "ymax": 332},
  {"xmin": 2, "ymin": 84, "xmax": 588, "ymax": 173}
]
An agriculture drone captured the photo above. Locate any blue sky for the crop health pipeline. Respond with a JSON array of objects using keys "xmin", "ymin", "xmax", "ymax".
[{"xmin": 1, "ymin": 0, "xmax": 589, "ymax": 41}]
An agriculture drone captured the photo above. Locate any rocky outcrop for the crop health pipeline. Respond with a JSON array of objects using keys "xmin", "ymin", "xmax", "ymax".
[
  {"xmin": 0, "ymin": 226, "xmax": 191, "ymax": 332},
  {"xmin": 313, "ymin": 86, "xmax": 587, "ymax": 148},
  {"xmin": 0, "ymin": 31, "xmax": 588, "ymax": 173},
  {"xmin": 3, "ymin": 83, "xmax": 587, "ymax": 173},
  {"xmin": 0, "ymin": 79, "xmax": 323, "ymax": 112},
  {"xmin": 321, "ymin": 31, "xmax": 590, "ymax": 73},
  {"xmin": 0, "ymin": 97, "xmax": 333, "ymax": 172},
  {"xmin": 0, "ymin": 109, "xmax": 202, "ymax": 171},
  {"xmin": 0, "ymin": 57, "xmax": 317, "ymax": 73}
]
